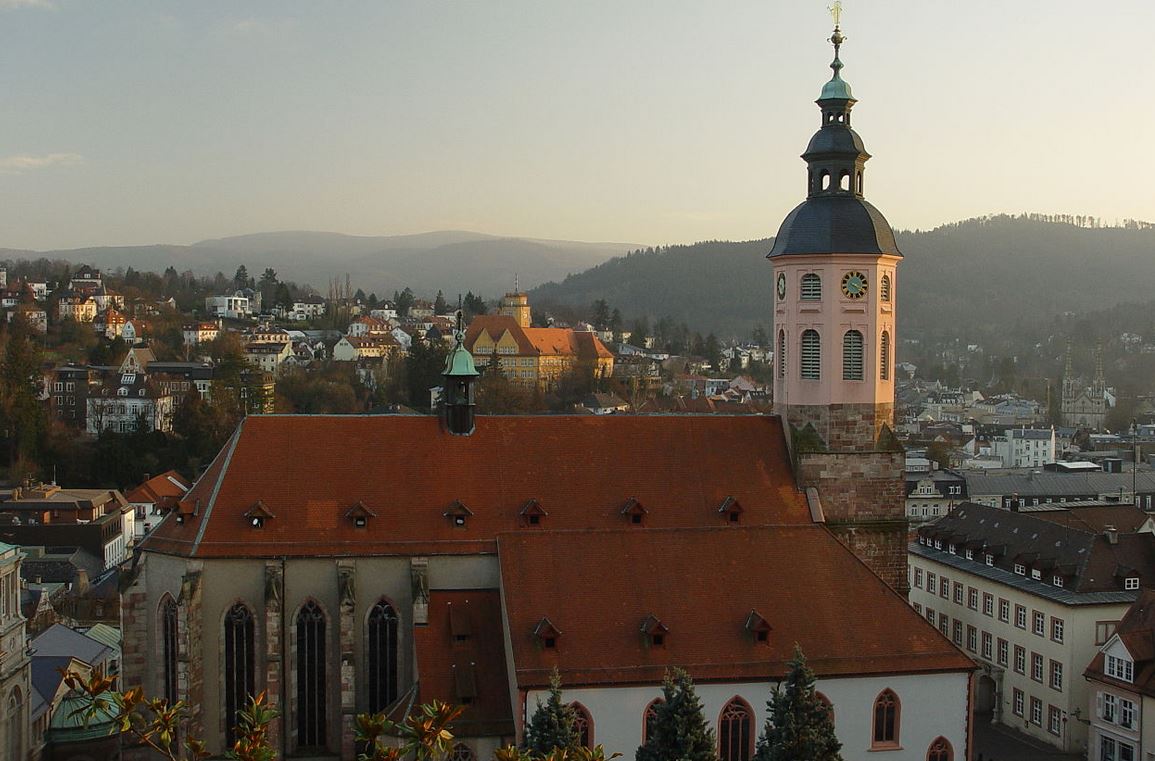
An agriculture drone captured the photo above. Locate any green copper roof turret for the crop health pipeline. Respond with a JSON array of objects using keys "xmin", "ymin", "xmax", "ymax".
[{"xmin": 443, "ymin": 341, "xmax": 479, "ymax": 377}]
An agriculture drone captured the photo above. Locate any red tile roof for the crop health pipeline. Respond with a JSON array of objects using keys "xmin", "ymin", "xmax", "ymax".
[
  {"xmin": 414, "ymin": 590, "xmax": 514, "ymax": 737},
  {"xmin": 125, "ymin": 470, "xmax": 191, "ymax": 505},
  {"xmin": 1086, "ymin": 590, "xmax": 1155, "ymax": 697},
  {"xmin": 465, "ymin": 316, "xmax": 613, "ymax": 360},
  {"xmin": 499, "ymin": 526, "xmax": 975, "ymax": 687},
  {"xmin": 141, "ymin": 414, "xmax": 807, "ymax": 558}
]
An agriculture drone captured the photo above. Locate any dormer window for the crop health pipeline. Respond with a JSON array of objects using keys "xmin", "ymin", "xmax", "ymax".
[
  {"xmin": 934, "ymin": 539, "xmax": 942, "ymax": 550},
  {"xmin": 345, "ymin": 501, "xmax": 377, "ymax": 529},
  {"xmin": 640, "ymin": 614, "xmax": 668, "ymax": 648},
  {"xmin": 947, "ymin": 544, "xmax": 956, "ymax": 555},
  {"xmin": 519, "ymin": 499, "xmax": 548, "ymax": 528},
  {"xmin": 534, "ymin": 617, "xmax": 561, "ymax": 649},
  {"xmin": 1014, "ymin": 563, "xmax": 1026, "ymax": 576},
  {"xmin": 1053, "ymin": 575, "xmax": 1065, "ymax": 587},
  {"xmin": 244, "ymin": 500, "xmax": 275, "ymax": 529},
  {"xmin": 1125, "ymin": 577, "xmax": 1140, "ymax": 591},
  {"xmin": 620, "ymin": 497, "xmax": 648, "ymax": 526},
  {"xmin": 985, "ymin": 554, "xmax": 995, "ymax": 566},
  {"xmin": 718, "ymin": 496, "xmax": 743, "ymax": 524},
  {"xmin": 745, "ymin": 610, "xmax": 771, "ymax": 645},
  {"xmin": 444, "ymin": 500, "xmax": 473, "ymax": 528},
  {"xmin": 1107, "ymin": 654, "xmax": 1135, "ymax": 683}
]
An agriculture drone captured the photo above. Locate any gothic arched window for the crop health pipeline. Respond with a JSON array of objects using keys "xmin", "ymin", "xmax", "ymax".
[
  {"xmin": 872, "ymin": 689, "xmax": 901, "ymax": 748},
  {"xmin": 719, "ymin": 697, "xmax": 753, "ymax": 761},
  {"xmin": 801, "ymin": 330, "xmax": 821, "ymax": 380},
  {"xmin": 368, "ymin": 600, "xmax": 399, "ymax": 713},
  {"xmin": 450, "ymin": 743, "xmax": 475, "ymax": 761},
  {"xmin": 570, "ymin": 702, "xmax": 593, "ymax": 748},
  {"xmin": 843, "ymin": 330, "xmax": 864, "ymax": 380},
  {"xmin": 161, "ymin": 596, "xmax": 179, "ymax": 704},
  {"xmin": 816, "ymin": 692, "xmax": 834, "ymax": 726},
  {"xmin": 223, "ymin": 603, "xmax": 255, "ymax": 747},
  {"xmin": 7, "ymin": 687, "xmax": 23, "ymax": 761},
  {"xmin": 777, "ymin": 330, "xmax": 786, "ymax": 379},
  {"xmin": 800, "ymin": 273, "xmax": 822, "ymax": 301},
  {"xmin": 643, "ymin": 698, "xmax": 664, "ymax": 744},
  {"xmin": 296, "ymin": 601, "xmax": 327, "ymax": 749},
  {"xmin": 926, "ymin": 737, "xmax": 953, "ymax": 761},
  {"xmin": 880, "ymin": 331, "xmax": 891, "ymax": 381}
]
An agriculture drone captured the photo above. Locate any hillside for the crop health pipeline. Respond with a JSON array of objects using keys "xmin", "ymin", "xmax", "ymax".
[
  {"xmin": 0, "ymin": 230, "xmax": 635, "ymax": 299},
  {"xmin": 529, "ymin": 216, "xmax": 1155, "ymax": 338}
]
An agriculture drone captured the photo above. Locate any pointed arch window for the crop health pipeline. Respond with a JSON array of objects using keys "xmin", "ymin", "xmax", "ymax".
[
  {"xmin": 800, "ymin": 330, "xmax": 821, "ymax": 380},
  {"xmin": 880, "ymin": 331, "xmax": 891, "ymax": 381},
  {"xmin": 777, "ymin": 329, "xmax": 786, "ymax": 379},
  {"xmin": 450, "ymin": 743, "xmax": 475, "ymax": 761},
  {"xmin": 843, "ymin": 330, "xmax": 864, "ymax": 380},
  {"xmin": 800, "ymin": 274, "xmax": 822, "ymax": 301},
  {"xmin": 926, "ymin": 737, "xmax": 953, "ymax": 761},
  {"xmin": 816, "ymin": 692, "xmax": 834, "ymax": 726},
  {"xmin": 223, "ymin": 603, "xmax": 255, "ymax": 747},
  {"xmin": 161, "ymin": 597, "xmax": 179, "ymax": 704},
  {"xmin": 7, "ymin": 687, "xmax": 23, "ymax": 761},
  {"xmin": 872, "ymin": 689, "xmax": 901, "ymax": 748},
  {"xmin": 296, "ymin": 601, "xmax": 327, "ymax": 749},
  {"xmin": 719, "ymin": 697, "xmax": 753, "ymax": 761},
  {"xmin": 570, "ymin": 702, "xmax": 593, "ymax": 748},
  {"xmin": 368, "ymin": 601, "xmax": 399, "ymax": 714},
  {"xmin": 643, "ymin": 698, "xmax": 664, "ymax": 744},
  {"xmin": 880, "ymin": 274, "xmax": 892, "ymax": 303}
]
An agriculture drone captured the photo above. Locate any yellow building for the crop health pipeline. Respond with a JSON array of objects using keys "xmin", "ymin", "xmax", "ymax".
[{"xmin": 465, "ymin": 309, "xmax": 613, "ymax": 389}]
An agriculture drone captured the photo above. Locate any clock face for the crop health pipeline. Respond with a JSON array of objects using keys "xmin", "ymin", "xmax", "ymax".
[
  {"xmin": 841, "ymin": 271, "xmax": 868, "ymax": 299},
  {"xmin": 776, "ymin": 272, "xmax": 787, "ymax": 301}
]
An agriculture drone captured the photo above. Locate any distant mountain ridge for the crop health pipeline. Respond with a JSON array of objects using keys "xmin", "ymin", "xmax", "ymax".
[
  {"xmin": 0, "ymin": 230, "xmax": 639, "ymax": 299},
  {"xmin": 529, "ymin": 216, "xmax": 1155, "ymax": 338}
]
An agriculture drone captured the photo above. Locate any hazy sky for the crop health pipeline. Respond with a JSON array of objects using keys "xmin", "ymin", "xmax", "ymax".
[{"xmin": 1, "ymin": 0, "xmax": 1151, "ymax": 250}]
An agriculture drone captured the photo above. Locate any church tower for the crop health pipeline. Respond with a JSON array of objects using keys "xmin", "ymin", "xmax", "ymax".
[{"xmin": 770, "ymin": 11, "xmax": 908, "ymax": 592}]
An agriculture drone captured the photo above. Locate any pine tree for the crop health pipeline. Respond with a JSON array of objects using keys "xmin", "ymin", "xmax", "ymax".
[
  {"xmin": 636, "ymin": 668, "xmax": 717, "ymax": 761},
  {"xmin": 754, "ymin": 646, "xmax": 841, "ymax": 761},
  {"xmin": 524, "ymin": 670, "xmax": 578, "ymax": 756}
]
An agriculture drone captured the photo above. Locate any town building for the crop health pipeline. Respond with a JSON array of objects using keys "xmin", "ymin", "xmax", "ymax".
[
  {"xmin": 182, "ymin": 320, "xmax": 221, "ymax": 347},
  {"xmin": 993, "ymin": 427, "xmax": 1057, "ymax": 468},
  {"xmin": 905, "ymin": 468, "xmax": 968, "ymax": 527},
  {"xmin": 0, "ymin": 541, "xmax": 31, "ymax": 761},
  {"xmin": 0, "ymin": 482, "xmax": 131, "ymax": 571},
  {"xmin": 332, "ymin": 335, "xmax": 401, "ymax": 362},
  {"xmin": 86, "ymin": 370, "xmax": 175, "ymax": 435},
  {"xmin": 205, "ymin": 292, "xmax": 253, "ymax": 320},
  {"xmin": 1084, "ymin": 590, "xmax": 1155, "ymax": 761},
  {"xmin": 55, "ymin": 291, "xmax": 97, "ymax": 323},
  {"xmin": 962, "ymin": 469, "xmax": 1155, "ymax": 511},
  {"xmin": 121, "ymin": 21, "xmax": 976, "ymax": 761},
  {"xmin": 911, "ymin": 502, "xmax": 1155, "ymax": 752},
  {"xmin": 48, "ymin": 365, "xmax": 100, "ymax": 429},
  {"xmin": 1063, "ymin": 345, "xmax": 1111, "ymax": 431}
]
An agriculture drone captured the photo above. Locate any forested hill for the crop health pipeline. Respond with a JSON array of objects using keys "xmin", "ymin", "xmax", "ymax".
[{"xmin": 529, "ymin": 215, "xmax": 1155, "ymax": 338}]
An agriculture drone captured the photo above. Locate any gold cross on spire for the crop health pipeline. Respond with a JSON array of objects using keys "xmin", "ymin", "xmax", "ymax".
[{"xmin": 829, "ymin": 1, "xmax": 843, "ymax": 28}]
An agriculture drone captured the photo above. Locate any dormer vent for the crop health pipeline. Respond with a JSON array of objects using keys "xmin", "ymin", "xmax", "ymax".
[
  {"xmin": 345, "ymin": 501, "xmax": 377, "ymax": 528},
  {"xmin": 519, "ymin": 499, "xmax": 548, "ymax": 527},
  {"xmin": 718, "ymin": 496, "xmax": 743, "ymax": 523},
  {"xmin": 534, "ymin": 617, "xmax": 561, "ymax": 649},
  {"xmin": 244, "ymin": 500, "xmax": 275, "ymax": 529},
  {"xmin": 640, "ymin": 614, "xmax": 668, "ymax": 648},
  {"xmin": 745, "ymin": 609, "xmax": 772, "ymax": 644},
  {"xmin": 444, "ymin": 500, "xmax": 474, "ymax": 528},
  {"xmin": 620, "ymin": 497, "xmax": 648, "ymax": 526}
]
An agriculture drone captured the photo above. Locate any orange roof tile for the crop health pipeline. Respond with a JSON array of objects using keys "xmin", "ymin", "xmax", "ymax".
[
  {"xmin": 141, "ymin": 415, "xmax": 808, "ymax": 558},
  {"xmin": 499, "ymin": 526, "xmax": 975, "ymax": 687},
  {"xmin": 464, "ymin": 316, "xmax": 612, "ymax": 360},
  {"xmin": 124, "ymin": 470, "xmax": 191, "ymax": 505}
]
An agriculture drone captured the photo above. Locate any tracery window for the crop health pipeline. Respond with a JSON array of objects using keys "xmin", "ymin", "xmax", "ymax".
[
  {"xmin": 843, "ymin": 330, "xmax": 864, "ymax": 380},
  {"xmin": 450, "ymin": 743, "xmax": 475, "ymax": 761},
  {"xmin": 801, "ymin": 330, "xmax": 821, "ymax": 380},
  {"xmin": 223, "ymin": 603, "xmax": 256, "ymax": 747},
  {"xmin": 872, "ymin": 689, "xmax": 900, "ymax": 747},
  {"xmin": 926, "ymin": 737, "xmax": 952, "ymax": 761},
  {"xmin": 162, "ymin": 596, "xmax": 179, "ymax": 704},
  {"xmin": 368, "ymin": 601, "xmax": 400, "ymax": 713},
  {"xmin": 570, "ymin": 702, "xmax": 593, "ymax": 748},
  {"xmin": 297, "ymin": 601, "xmax": 327, "ymax": 748},
  {"xmin": 719, "ymin": 698, "xmax": 753, "ymax": 761},
  {"xmin": 643, "ymin": 698, "xmax": 664, "ymax": 744}
]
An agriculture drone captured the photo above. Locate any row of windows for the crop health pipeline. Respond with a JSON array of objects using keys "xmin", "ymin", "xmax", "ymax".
[
  {"xmin": 910, "ymin": 569, "xmax": 1066, "ymax": 643},
  {"xmin": 793, "ymin": 272, "xmax": 893, "ymax": 302},
  {"xmin": 1010, "ymin": 688, "xmax": 1063, "ymax": 737},
  {"xmin": 777, "ymin": 328, "xmax": 890, "ymax": 381},
  {"xmin": 918, "ymin": 535, "xmax": 1081, "ymax": 589}
]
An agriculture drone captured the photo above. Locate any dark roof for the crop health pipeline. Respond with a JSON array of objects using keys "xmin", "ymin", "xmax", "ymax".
[
  {"xmin": 803, "ymin": 126, "xmax": 867, "ymax": 159},
  {"xmin": 768, "ymin": 196, "xmax": 902, "ymax": 258},
  {"xmin": 964, "ymin": 470, "xmax": 1155, "ymax": 498},
  {"xmin": 32, "ymin": 623, "xmax": 114, "ymax": 664}
]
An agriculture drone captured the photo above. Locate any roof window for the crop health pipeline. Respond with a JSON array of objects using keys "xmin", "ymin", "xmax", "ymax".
[
  {"xmin": 640, "ymin": 614, "xmax": 668, "ymax": 648},
  {"xmin": 345, "ymin": 501, "xmax": 377, "ymax": 528},
  {"xmin": 620, "ymin": 497, "xmax": 648, "ymax": 526},
  {"xmin": 534, "ymin": 617, "xmax": 561, "ymax": 649},
  {"xmin": 519, "ymin": 499, "xmax": 548, "ymax": 528},
  {"xmin": 444, "ymin": 500, "xmax": 474, "ymax": 528},
  {"xmin": 718, "ymin": 496, "xmax": 743, "ymax": 524},
  {"xmin": 244, "ymin": 500, "xmax": 275, "ymax": 529},
  {"xmin": 745, "ymin": 609, "xmax": 771, "ymax": 644}
]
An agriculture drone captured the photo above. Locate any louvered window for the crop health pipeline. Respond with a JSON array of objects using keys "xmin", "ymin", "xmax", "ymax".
[
  {"xmin": 777, "ymin": 330, "xmax": 786, "ymax": 379},
  {"xmin": 800, "ymin": 273, "xmax": 822, "ymax": 301},
  {"xmin": 800, "ymin": 330, "xmax": 821, "ymax": 379},
  {"xmin": 843, "ymin": 330, "xmax": 864, "ymax": 380},
  {"xmin": 880, "ymin": 331, "xmax": 891, "ymax": 380},
  {"xmin": 881, "ymin": 274, "xmax": 892, "ymax": 302}
]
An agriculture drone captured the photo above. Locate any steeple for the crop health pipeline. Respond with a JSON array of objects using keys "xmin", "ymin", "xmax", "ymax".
[
  {"xmin": 805, "ymin": 11, "xmax": 868, "ymax": 200},
  {"xmin": 1093, "ymin": 341, "xmax": 1106, "ymax": 395},
  {"xmin": 442, "ymin": 304, "xmax": 479, "ymax": 436}
]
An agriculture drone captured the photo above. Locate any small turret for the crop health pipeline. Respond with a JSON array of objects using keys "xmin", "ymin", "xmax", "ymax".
[{"xmin": 442, "ymin": 307, "xmax": 480, "ymax": 436}]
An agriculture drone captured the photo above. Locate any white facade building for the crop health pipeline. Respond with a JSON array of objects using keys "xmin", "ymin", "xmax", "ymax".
[{"xmin": 993, "ymin": 427, "xmax": 1057, "ymax": 468}]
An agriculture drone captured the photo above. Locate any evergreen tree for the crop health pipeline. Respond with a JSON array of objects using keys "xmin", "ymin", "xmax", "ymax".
[
  {"xmin": 233, "ymin": 264, "xmax": 250, "ymax": 290},
  {"xmin": 434, "ymin": 290, "xmax": 448, "ymax": 315},
  {"xmin": 524, "ymin": 670, "xmax": 578, "ymax": 756},
  {"xmin": 754, "ymin": 646, "xmax": 841, "ymax": 761},
  {"xmin": 636, "ymin": 668, "xmax": 716, "ymax": 761}
]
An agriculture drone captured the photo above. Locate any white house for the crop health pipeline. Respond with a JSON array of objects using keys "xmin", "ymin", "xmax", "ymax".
[
  {"xmin": 205, "ymin": 293, "xmax": 252, "ymax": 320},
  {"xmin": 993, "ymin": 427, "xmax": 1057, "ymax": 468},
  {"xmin": 1084, "ymin": 590, "xmax": 1155, "ymax": 761}
]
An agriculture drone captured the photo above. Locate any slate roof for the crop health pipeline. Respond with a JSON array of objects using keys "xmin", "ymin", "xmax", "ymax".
[
  {"xmin": 32, "ymin": 623, "xmax": 114, "ymax": 665},
  {"xmin": 500, "ymin": 526, "xmax": 974, "ymax": 689},
  {"xmin": 964, "ymin": 470, "xmax": 1155, "ymax": 498},
  {"xmin": 142, "ymin": 414, "xmax": 808, "ymax": 559},
  {"xmin": 767, "ymin": 196, "xmax": 902, "ymax": 258}
]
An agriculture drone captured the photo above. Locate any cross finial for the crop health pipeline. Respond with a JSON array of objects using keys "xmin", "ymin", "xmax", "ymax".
[{"xmin": 829, "ymin": 1, "xmax": 843, "ymax": 28}]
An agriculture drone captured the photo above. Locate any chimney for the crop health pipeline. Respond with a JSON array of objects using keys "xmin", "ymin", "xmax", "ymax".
[{"xmin": 1105, "ymin": 525, "xmax": 1119, "ymax": 545}]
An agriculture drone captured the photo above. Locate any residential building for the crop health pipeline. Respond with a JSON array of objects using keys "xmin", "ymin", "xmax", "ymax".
[
  {"xmin": 125, "ymin": 470, "xmax": 192, "ymax": 542},
  {"xmin": 148, "ymin": 361, "xmax": 215, "ymax": 400},
  {"xmin": 244, "ymin": 341, "xmax": 293, "ymax": 375},
  {"xmin": 287, "ymin": 295, "xmax": 327, "ymax": 320},
  {"xmin": 205, "ymin": 292, "xmax": 252, "ymax": 320},
  {"xmin": 56, "ymin": 291, "xmax": 96, "ymax": 323},
  {"xmin": 331, "ymin": 335, "xmax": 400, "ymax": 362},
  {"xmin": 993, "ymin": 427, "xmax": 1057, "ymax": 468},
  {"xmin": 0, "ymin": 541, "xmax": 31, "ymax": 761},
  {"xmin": 7, "ymin": 306, "xmax": 47, "ymax": 334},
  {"xmin": 906, "ymin": 468, "xmax": 968, "ymax": 527},
  {"xmin": 962, "ymin": 469, "xmax": 1155, "ymax": 511},
  {"xmin": 86, "ymin": 371, "xmax": 175, "ymax": 435},
  {"xmin": 0, "ymin": 482, "xmax": 131, "ymax": 570},
  {"xmin": 911, "ymin": 502, "xmax": 1155, "ymax": 752},
  {"xmin": 48, "ymin": 365, "xmax": 100, "ymax": 429},
  {"xmin": 465, "ymin": 308, "xmax": 614, "ymax": 390},
  {"xmin": 348, "ymin": 315, "xmax": 392, "ymax": 337},
  {"xmin": 93, "ymin": 308, "xmax": 127, "ymax": 339},
  {"xmin": 182, "ymin": 320, "xmax": 221, "ymax": 347},
  {"xmin": 1084, "ymin": 590, "xmax": 1155, "ymax": 761}
]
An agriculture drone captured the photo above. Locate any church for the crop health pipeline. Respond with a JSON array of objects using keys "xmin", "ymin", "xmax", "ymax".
[{"xmin": 123, "ymin": 17, "xmax": 974, "ymax": 761}]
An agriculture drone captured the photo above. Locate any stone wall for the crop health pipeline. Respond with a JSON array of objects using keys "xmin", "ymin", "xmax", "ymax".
[{"xmin": 785, "ymin": 402, "xmax": 895, "ymax": 452}]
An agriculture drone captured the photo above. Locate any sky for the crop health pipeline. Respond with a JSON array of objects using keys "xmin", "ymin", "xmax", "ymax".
[{"xmin": 0, "ymin": 0, "xmax": 1152, "ymax": 251}]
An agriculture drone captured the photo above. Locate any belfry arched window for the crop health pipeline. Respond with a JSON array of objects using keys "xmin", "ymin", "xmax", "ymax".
[
  {"xmin": 880, "ymin": 274, "xmax": 892, "ymax": 302},
  {"xmin": 843, "ymin": 330, "xmax": 864, "ymax": 380},
  {"xmin": 368, "ymin": 600, "xmax": 399, "ymax": 713},
  {"xmin": 718, "ymin": 697, "xmax": 753, "ymax": 761},
  {"xmin": 296, "ymin": 601, "xmax": 327, "ymax": 749},
  {"xmin": 926, "ymin": 737, "xmax": 953, "ymax": 761},
  {"xmin": 872, "ymin": 689, "xmax": 901, "ymax": 748},
  {"xmin": 777, "ymin": 330, "xmax": 786, "ymax": 379},
  {"xmin": 571, "ymin": 702, "xmax": 593, "ymax": 748},
  {"xmin": 161, "ymin": 596, "xmax": 178, "ymax": 704},
  {"xmin": 800, "ymin": 330, "xmax": 821, "ymax": 380},
  {"xmin": 880, "ymin": 331, "xmax": 891, "ymax": 381},
  {"xmin": 223, "ymin": 603, "xmax": 255, "ymax": 747},
  {"xmin": 800, "ymin": 273, "xmax": 822, "ymax": 301}
]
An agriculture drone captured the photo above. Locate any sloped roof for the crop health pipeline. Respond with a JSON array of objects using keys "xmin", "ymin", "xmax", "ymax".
[
  {"xmin": 141, "ymin": 414, "xmax": 807, "ymax": 558},
  {"xmin": 125, "ymin": 470, "xmax": 191, "ymax": 505},
  {"xmin": 499, "ymin": 526, "xmax": 973, "ymax": 688},
  {"xmin": 33, "ymin": 623, "xmax": 114, "ymax": 665},
  {"xmin": 465, "ymin": 315, "xmax": 613, "ymax": 360},
  {"xmin": 1086, "ymin": 590, "xmax": 1155, "ymax": 696},
  {"xmin": 414, "ymin": 590, "xmax": 513, "ymax": 736}
]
